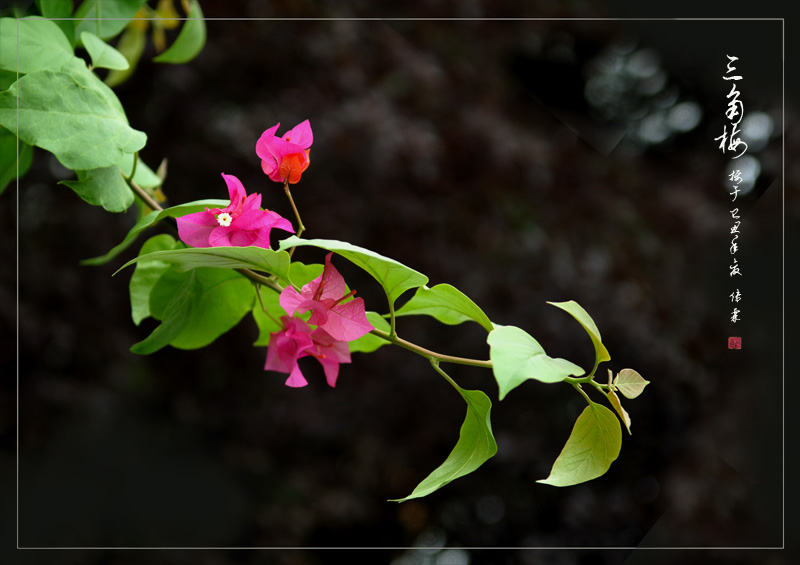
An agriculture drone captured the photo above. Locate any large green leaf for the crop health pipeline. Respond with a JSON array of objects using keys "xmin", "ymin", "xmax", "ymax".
[
  {"xmin": 149, "ymin": 267, "xmax": 255, "ymax": 350},
  {"xmin": 59, "ymin": 165, "xmax": 133, "ymax": 212},
  {"xmin": 0, "ymin": 126, "xmax": 33, "ymax": 194},
  {"xmin": 129, "ymin": 234, "xmax": 177, "ymax": 325},
  {"xmin": 392, "ymin": 387, "xmax": 497, "ymax": 502},
  {"xmin": 82, "ymin": 199, "xmax": 228, "ymax": 265},
  {"xmin": 80, "ymin": 31, "xmax": 129, "ymax": 71},
  {"xmin": 153, "ymin": 0, "xmax": 206, "ymax": 64},
  {"xmin": 548, "ymin": 300, "xmax": 611, "ymax": 367},
  {"xmin": 348, "ymin": 312, "xmax": 391, "ymax": 353},
  {"xmin": 118, "ymin": 245, "xmax": 291, "ymax": 281},
  {"xmin": 279, "ymin": 236, "xmax": 428, "ymax": 306},
  {"xmin": 538, "ymin": 402, "xmax": 622, "ymax": 487},
  {"xmin": 0, "ymin": 68, "xmax": 146, "ymax": 171},
  {"xmin": 73, "ymin": 0, "xmax": 147, "ymax": 40},
  {"xmin": 0, "ymin": 17, "xmax": 75, "ymax": 74},
  {"xmin": 395, "ymin": 283, "xmax": 493, "ymax": 332},
  {"xmin": 130, "ymin": 269, "xmax": 200, "ymax": 355},
  {"xmin": 488, "ymin": 325, "xmax": 584, "ymax": 400}
]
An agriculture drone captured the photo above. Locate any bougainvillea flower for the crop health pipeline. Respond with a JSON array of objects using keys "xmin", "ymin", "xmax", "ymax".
[
  {"xmin": 177, "ymin": 173, "xmax": 294, "ymax": 248},
  {"xmin": 265, "ymin": 316, "xmax": 351, "ymax": 387},
  {"xmin": 280, "ymin": 252, "xmax": 374, "ymax": 342},
  {"xmin": 255, "ymin": 120, "xmax": 313, "ymax": 184}
]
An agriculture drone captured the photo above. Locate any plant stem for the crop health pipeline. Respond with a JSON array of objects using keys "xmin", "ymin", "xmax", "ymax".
[
  {"xmin": 572, "ymin": 383, "xmax": 593, "ymax": 405},
  {"xmin": 254, "ymin": 284, "xmax": 283, "ymax": 327},
  {"xmin": 126, "ymin": 176, "xmax": 163, "ymax": 213},
  {"xmin": 368, "ymin": 327, "xmax": 492, "ymax": 369},
  {"xmin": 283, "ymin": 181, "xmax": 305, "ymax": 239},
  {"xmin": 388, "ymin": 297, "xmax": 397, "ymax": 339},
  {"xmin": 429, "ymin": 359, "xmax": 461, "ymax": 392}
]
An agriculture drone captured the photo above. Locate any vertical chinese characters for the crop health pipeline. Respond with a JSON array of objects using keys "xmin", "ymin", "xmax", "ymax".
[{"xmin": 720, "ymin": 56, "xmax": 746, "ymax": 335}]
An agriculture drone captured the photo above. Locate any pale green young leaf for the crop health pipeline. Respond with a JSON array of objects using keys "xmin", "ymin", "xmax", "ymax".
[
  {"xmin": 153, "ymin": 0, "xmax": 206, "ymax": 64},
  {"xmin": 348, "ymin": 312, "xmax": 391, "ymax": 353},
  {"xmin": 0, "ymin": 69, "xmax": 146, "ymax": 171},
  {"xmin": 548, "ymin": 300, "xmax": 611, "ymax": 367},
  {"xmin": 391, "ymin": 387, "xmax": 497, "ymax": 502},
  {"xmin": 613, "ymin": 368, "xmax": 649, "ymax": 399},
  {"xmin": 59, "ymin": 165, "xmax": 133, "ymax": 212},
  {"xmin": 279, "ymin": 236, "xmax": 428, "ymax": 306},
  {"xmin": 0, "ymin": 17, "xmax": 74, "ymax": 74},
  {"xmin": 80, "ymin": 31, "xmax": 129, "ymax": 71},
  {"xmin": 118, "ymin": 246, "xmax": 292, "ymax": 281},
  {"xmin": 130, "ymin": 269, "xmax": 200, "ymax": 355},
  {"xmin": 82, "ymin": 199, "xmax": 228, "ymax": 265},
  {"xmin": 538, "ymin": 402, "xmax": 622, "ymax": 487},
  {"xmin": 607, "ymin": 390, "xmax": 632, "ymax": 435},
  {"xmin": 395, "ymin": 284, "xmax": 494, "ymax": 332},
  {"xmin": 129, "ymin": 234, "xmax": 177, "ymax": 325},
  {"xmin": 487, "ymin": 325, "xmax": 584, "ymax": 400}
]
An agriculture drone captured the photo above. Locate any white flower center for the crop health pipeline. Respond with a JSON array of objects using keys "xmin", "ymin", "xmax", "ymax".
[{"xmin": 217, "ymin": 212, "xmax": 233, "ymax": 227}]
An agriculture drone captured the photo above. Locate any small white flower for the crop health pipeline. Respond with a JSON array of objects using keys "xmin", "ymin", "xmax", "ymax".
[{"xmin": 217, "ymin": 212, "xmax": 233, "ymax": 227}]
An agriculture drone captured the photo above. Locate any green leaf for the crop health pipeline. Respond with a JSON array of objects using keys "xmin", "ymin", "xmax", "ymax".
[
  {"xmin": 548, "ymin": 300, "xmax": 611, "ymax": 367},
  {"xmin": 80, "ymin": 31, "xmax": 129, "ymax": 71},
  {"xmin": 391, "ymin": 387, "xmax": 497, "ymax": 502},
  {"xmin": 74, "ymin": 0, "xmax": 147, "ymax": 40},
  {"xmin": 395, "ymin": 283, "xmax": 493, "ymax": 332},
  {"xmin": 36, "ymin": 0, "xmax": 76, "ymax": 46},
  {"xmin": 287, "ymin": 261, "xmax": 324, "ymax": 289},
  {"xmin": 153, "ymin": 0, "xmax": 206, "ymax": 64},
  {"xmin": 0, "ymin": 17, "xmax": 75, "ymax": 74},
  {"xmin": 0, "ymin": 70, "xmax": 17, "ymax": 91},
  {"xmin": 36, "ymin": 0, "xmax": 73, "ymax": 18},
  {"xmin": 130, "ymin": 269, "xmax": 200, "ymax": 355},
  {"xmin": 82, "ymin": 199, "xmax": 228, "ymax": 265},
  {"xmin": 149, "ymin": 267, "xmax": 255, "ymax": 349},
  {"xmin": 0, "ymin": 127, "xmax": 33, "ymax": 194},
  {"xmin": 104, "ymin": 25, "xmax": 146, "ymax": 87},
  {"xmin": 279, "ymin": 236, "xmax": 428, "ymax": 306},
  {"xmin": 606, "ymin": 390, "xmax": 632, "ymax": 435},
  {"xmin": 487, "ymin": 325, "xmax": 584, "ymax": 400},
  {"xmin": 348, "ymin": 312, "xmax": 390, "ymax": 353},
  {"xmin": 538, "ymin": 402, "xmax": 622, "ymax": 487},
  {"xmin": 252, "ymin": 288, "xmax": 285, "ymax": 346},
  {"xmin": 59, "ymin": 165, "xmax": 133, "ymax": 212},
  {"xmin": 118, "ymin": 245, "xmax": 292, "ymax": 280},
  {"xmin": 129, "ymin": 234, "xmax": 177, "ymax": 325},
  {"xmin": 613, "ymin": 368, "xmax": 649, "ymax": 399},
  {"xmin": 0, "ymin": 67, "xmax": 146, "ymax": 171}
]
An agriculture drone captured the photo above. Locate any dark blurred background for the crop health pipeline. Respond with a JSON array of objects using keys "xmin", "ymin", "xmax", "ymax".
[{"xmin": 2, "ymin": 1, "xmax": 796, "ymax": 564}]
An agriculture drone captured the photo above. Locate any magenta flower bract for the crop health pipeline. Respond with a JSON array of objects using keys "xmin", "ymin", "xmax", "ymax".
[
  {"xmin": 176, "ymin": 173, "xmax": 294, "ymax": 249},
  {"xmin": 265, "ymin": 316, "xmax": 351, "ymax": 387},
  {"xmin": 279, "ymin": 252, "xmax": 374, "ymax": 342},
  {"xmin": 255, "ymin": 120, "xmax": 313, "ymax": 184}
]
